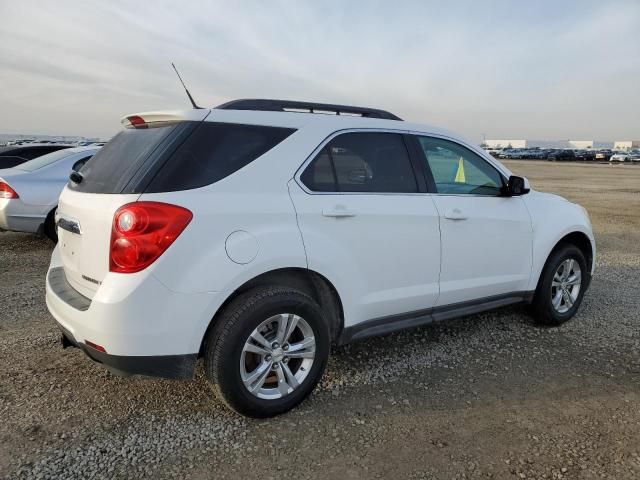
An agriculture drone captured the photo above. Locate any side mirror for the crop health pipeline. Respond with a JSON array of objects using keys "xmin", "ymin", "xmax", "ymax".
[{"xmin": 504, "ymin": 175, "xmax": 530, "ymax": 196}]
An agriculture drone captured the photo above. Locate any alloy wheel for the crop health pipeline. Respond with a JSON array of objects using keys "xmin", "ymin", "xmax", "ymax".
[
  {"xmin": 240, "ymin": 314, "xmax": 316, "ymax": 400},
  {"xmin": 551, "ymin": 258, "xmax": 582, "ymax": 314}
]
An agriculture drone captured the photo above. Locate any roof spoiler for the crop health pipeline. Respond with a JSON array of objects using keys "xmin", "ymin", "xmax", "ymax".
[{"xmin": 120, "ymin": 110, "xmax": 209, "ymax": 129}]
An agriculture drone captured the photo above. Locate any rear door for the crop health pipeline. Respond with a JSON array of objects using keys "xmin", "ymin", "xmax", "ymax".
[
  {"xmin": 290, "ymin": 131, "xmax": 441, "ymax": 327},
  {"xmin": 413, "ymin": 135, "xmax": 533, "ymax": 306}
]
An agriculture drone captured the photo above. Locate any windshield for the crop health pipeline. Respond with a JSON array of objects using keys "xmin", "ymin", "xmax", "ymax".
[{"xmin": 17, "ymin": 149, "xmax": 74, "ymax": 172}]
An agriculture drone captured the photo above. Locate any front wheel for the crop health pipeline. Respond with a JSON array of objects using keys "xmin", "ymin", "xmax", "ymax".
[
  {"xmin": 204, "ymin": 286, "xmax": 330, "ymax": 417},
  {"xmin": 531, "ymin": 243, "xmax": 589, "ymax": 326}
]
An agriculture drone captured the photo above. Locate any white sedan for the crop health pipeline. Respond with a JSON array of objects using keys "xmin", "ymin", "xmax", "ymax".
[{"xmin": 0, "ymin": 146, "xmax": 100, "ymax": 241}]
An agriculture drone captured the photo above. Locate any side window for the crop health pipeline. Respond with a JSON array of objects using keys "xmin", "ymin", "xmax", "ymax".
[
  {"xmin": 145, "ymin": 123, "xmax": 296, "ymax": 192},
  {"xmin": 418, "ymin": 137, "xmax": 504, "ymax": 195},
  {"xmin": 300, "ymin": 149, "xmax": 335, "ymax": 192},
  {"xmin": 301, "ymin": 132, "xmax": 417, "ymax": 193}
]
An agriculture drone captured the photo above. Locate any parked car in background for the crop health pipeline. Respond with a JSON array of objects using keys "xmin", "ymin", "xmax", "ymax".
[
  {"xmin": 526, "ymin": 149, "xmax": 547, "ymax": 160},
  {"xmin": 498, "ymin": 149, "xmax": 524, "ymax": 159},
  {"xmin": 609, "ymin": 151, "xmax": 640, "ymax": 162},
  {"xmin": 547, "ymin": 150, "xmax": 576, "ymax": 162},
  {"xmin": 573, "ymin": 150, "xmax": 586, "ymax": 161},
  {"xmin": 609, "ymin": 152, "xmax": 627, "ymax": 162},
  {"xmin": 75, "ymin": 141, "xmax": 107, "ymax": 147},
  {"xmin": 595, "ymin": 150, "xmax": 613, "ymax": 161},
  {"xmin": 0, "ymin": 146, "xmax": 99, "ymax": 241},
  {"xmin": 4, "ymin": 139, "xmax": 36, "ymax": 146},
  {"xmin": 46, "ymin": 99, "xmax": 594, "ymax": 417},
  {"xmin": 0, "ymin": 144, "xmax": 73, "ymax": 169},
  {"xmin": 484, "ymin": 148, "xmax": 502, "ymax": 158}
]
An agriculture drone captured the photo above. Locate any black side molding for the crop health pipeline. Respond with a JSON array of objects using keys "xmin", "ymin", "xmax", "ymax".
[
  {"xmin": 339, "ymin": 291, "xmax": 534, "ymax": 344},
  {"xmin": 84, "ymin": 347, "xmax": 197, "ymax": 379}
]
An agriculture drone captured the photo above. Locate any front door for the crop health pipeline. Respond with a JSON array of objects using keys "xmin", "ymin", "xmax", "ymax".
[{"xmin": 414, "ymin": 135, "xmax": 533, "ymax": 306}]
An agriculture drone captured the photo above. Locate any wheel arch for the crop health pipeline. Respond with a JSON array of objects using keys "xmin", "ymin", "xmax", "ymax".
[
  {"xmin": 199, "ymin": 267, "xmax": 344, "ymax": 355},
  {"xmin": 533, "ymin": 230, "xmax": 594, "ymax": 294},
  {"xmin": 556, "ymin": 231, "xmax": 594, "ymax": 273}
]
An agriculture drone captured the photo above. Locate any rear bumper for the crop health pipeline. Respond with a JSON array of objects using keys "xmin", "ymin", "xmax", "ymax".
[
  {"xmin": 46, "ymin": 246, "xmax": 224, "ymax": 379},
  {"xmin": 0, "ymin": 198, "xmax": 47, "ymax": 233},
  {"xmin": 58, "ymin": 324, "xmax": 196, "ymax": 379}
]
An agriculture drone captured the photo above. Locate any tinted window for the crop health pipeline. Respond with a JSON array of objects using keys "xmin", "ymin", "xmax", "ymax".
[
  {"xmin": 0, "ymin": 156, "xmax": 29, "ymax": 168},
  {"xmin": 145, "ymin": 123, "xmax": 295, "ymax": 192},
  {"xmin": 69, "ymin": 124, "xmax": 180, "ymax": 194},
  {"xmin": 300, "ymin": 149, "xmax": 335, "ymax": 192},
  {"xmin": 418, "ymin": 137, "xmax": 504, "ymax": 195},
  {"xmin": 301, "ymin": 132, "xmax": 417, "ymax": 193},
  {"xmin": 21, "ymin": 146, "xmax": 69, "ymax": 160}
]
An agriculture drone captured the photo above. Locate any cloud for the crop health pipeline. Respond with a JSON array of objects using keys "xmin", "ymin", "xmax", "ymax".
[{"xmin": 0, "ymin": 0, "xmax": 638, "ymax": 140}]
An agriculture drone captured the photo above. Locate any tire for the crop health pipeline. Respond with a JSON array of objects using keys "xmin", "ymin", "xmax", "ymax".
[
  {"xmin": 204, "ymin": 286, "xmax": 330, "ymax": 418},
  {"xmin": 44, "ymin": 208, "xmax": 58, "ymax": 243},
  {"xmin": 531, "ymin": 243, "xmax": 589, "ymax": 326}
]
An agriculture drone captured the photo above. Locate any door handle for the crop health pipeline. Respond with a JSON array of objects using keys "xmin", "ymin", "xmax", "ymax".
[
  {"xmin": 443, "ymin": 208, "xmax": 467, "ymax": 221},
  {"xmin": 322, "ymin": 205, "xmax": 357, "ymax": 218}
]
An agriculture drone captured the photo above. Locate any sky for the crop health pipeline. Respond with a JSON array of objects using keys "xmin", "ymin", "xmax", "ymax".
[{"xmin": 0, "ymin": 0, "xmax": 639, "ymax": 142}]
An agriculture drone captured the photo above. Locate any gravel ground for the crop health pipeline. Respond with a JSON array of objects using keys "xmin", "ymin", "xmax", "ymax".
[{"xmin": 1, "ymin": 160, "xmax": 639, "ymax": 479}]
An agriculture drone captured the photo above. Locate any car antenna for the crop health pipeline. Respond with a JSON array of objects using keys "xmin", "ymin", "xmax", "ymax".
[{"xmin": 171, "ymin": 62, "xmax": 202, "ymax": 109}]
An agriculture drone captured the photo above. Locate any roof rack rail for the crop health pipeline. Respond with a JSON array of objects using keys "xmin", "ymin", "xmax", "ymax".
[{"xmin": 215, "ymin": 99, "xmax": 402, "ymax": 121}]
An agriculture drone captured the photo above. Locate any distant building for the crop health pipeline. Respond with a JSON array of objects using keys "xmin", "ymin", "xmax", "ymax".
[
  {"xmin": 613, "ymin": 141, "xmax": 640, "ymax": 151},
  {"xmin": 485, "ymin": 139, "xmax": 616, "ymax": 149},
  {"xmin": 484, "ymin": 139, "xmax": 527, "ymax": 149},
  {"xmin": 485, "ymin": 139, "xmax": 569, "ymax": 149},
  {"xmin": 568, "ymin": 140, "xmax": 613, "ymax": 149}
]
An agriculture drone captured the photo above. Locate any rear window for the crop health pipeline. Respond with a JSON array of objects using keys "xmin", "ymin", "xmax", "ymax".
[
  {"xmin": 17, "ymin": 149, "xmax": 74, "ymax": 171},
  {"xmin": 69, "ymin": 121, "xmax": 295, "ymax": 194},
  {"xmin": 20, "ymin": 146, "xmax": 70, "ymax": 160},
  {"xmin": 0, "ymin": 156, "xmax": 29, "ymax": 168},
  {"xmin": 68, "ymin": 124, "xmax": 181, "ymax": 194},
  {"xmin": 144, "ymin": 122, "xmax": 296, "ymax": 193}
]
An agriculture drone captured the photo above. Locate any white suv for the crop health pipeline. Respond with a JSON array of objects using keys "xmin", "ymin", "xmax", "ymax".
[{"xmin": 46, "ymin": 99, "xmax": 595, "ymax": 417}]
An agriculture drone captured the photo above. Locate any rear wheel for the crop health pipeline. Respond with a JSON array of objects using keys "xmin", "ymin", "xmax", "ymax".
[
  {"xmin": 204, "ymin": 286, "xmax": 330, "ymax": 417},
  {"xmin": 531, "ymin": 243, "xmax": 588, "ymax": 326},
  {"xmin": 44, "ymin": 208, "xmax": 58, "ymax": 243}
]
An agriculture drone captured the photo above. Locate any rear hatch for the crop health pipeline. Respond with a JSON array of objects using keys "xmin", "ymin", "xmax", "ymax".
[
  {"xmin": 57, "ymin": 190, "xmax": 140, "ymax": 297},
  {"xmin": 56, "ymin": 109, "xmax": 297, "ymax": 297},
  {"xmin": 56, "ymin": 111, "xmax": 208, "ymax": 298}
]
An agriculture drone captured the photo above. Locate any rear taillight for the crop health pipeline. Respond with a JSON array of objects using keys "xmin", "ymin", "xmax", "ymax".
[
  {"xmin": 0, "ymin": 182, "xmax": 19, "ymax": 199},
  {"xmin": 125, "ymin": 115, "xmax": 148, "ymax": 129},
  {"xmin": 109, "ymin": 202, "xmax": 192, "ymax": 274}
]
